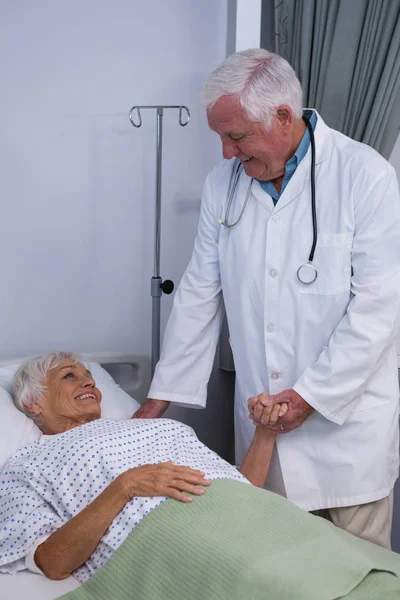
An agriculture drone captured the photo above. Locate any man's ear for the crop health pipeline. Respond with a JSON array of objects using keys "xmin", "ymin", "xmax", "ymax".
[{"xmin": 276, "ymin": 106, "xmax": 293, "ymax": 130}]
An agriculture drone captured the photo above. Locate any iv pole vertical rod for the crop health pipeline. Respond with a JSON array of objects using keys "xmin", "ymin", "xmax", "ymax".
[
  {"xmin": 154, "ymin": 108, "xmax": 163, "ymax": 278},
  {"xmin": 151, "ymin": 108, "xmax": 163, "ymax": 375},
  {"xmin": 129, "ymin": 104, "xmax": 190, "ymax": 378}
]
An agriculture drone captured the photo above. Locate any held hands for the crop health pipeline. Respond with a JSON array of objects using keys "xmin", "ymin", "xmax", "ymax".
[
  {"xmin": 120, "ymin": 461, "xmax": 210, "ymax": 503},
  {"xmin": 249, "ymin": 400, "xmax": 289, "ymax": 427},
  {"xmin": 248, "ymin": 389, "xmax": 314, "ymax": 433}
]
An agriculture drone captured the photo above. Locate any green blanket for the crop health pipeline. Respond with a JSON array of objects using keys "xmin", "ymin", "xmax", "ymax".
[{"xmin": 58, "ymin": 479, "xmax": 400, "ymax": 600}]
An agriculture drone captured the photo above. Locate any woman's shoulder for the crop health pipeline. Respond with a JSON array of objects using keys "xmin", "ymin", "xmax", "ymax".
[{"xmin": 1, "ymin": 437, "xmax": 44, "ymax": 475}]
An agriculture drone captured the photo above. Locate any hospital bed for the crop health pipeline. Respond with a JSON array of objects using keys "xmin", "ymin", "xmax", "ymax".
[{"xmin": 0, "ymin": 352, "xmax": 151, "ymax": 600}]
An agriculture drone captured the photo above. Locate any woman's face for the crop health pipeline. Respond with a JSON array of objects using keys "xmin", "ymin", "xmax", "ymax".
[{"xmin": 32, "ymin": 359, "xmax": 102, "ymax": 434}]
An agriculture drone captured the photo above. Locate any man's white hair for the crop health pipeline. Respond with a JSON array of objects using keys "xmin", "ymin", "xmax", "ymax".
[
  {"xmin": 12, "ymin": 352, "xmax": 80, "ymax": 419},
  {"xmin": 201, "ymin": 48, "xmax": 303, "ymax": 128}
]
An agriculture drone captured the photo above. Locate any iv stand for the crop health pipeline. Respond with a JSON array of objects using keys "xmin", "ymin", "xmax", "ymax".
[{"xmin": 129, "ymin": 105, "xmax": 190, "ymax": 376}]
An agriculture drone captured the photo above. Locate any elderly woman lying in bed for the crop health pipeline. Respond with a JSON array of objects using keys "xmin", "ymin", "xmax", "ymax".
[{"xmin": 1, "ymin": 352, "xmax": 400, "ymax": 600}]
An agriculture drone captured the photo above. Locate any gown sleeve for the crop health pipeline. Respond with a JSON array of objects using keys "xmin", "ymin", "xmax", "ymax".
[{"xmin": 0, "ymin": 462, "xmax": 63, "ymax": 574}]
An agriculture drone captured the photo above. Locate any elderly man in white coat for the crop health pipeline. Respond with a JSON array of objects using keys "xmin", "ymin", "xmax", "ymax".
[{"xmin": 134, "ymin": 49, "xmax": 400, "ymax": 549}]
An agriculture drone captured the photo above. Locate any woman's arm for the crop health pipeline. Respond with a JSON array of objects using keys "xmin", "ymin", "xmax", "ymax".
[
  {"xmin": 239, "ymin": 426, "xmax": 277, "ymax": 487},
  {"xmin": 239, "ymin": 402, "xmax": 288, "ymax": 487},
  {"xmin": 34, "ymin": 476, "xmax": 127, "ymax": 580},
  {"xmin": 35, "ymin": 462, "xmax": 209, "ymax": 580}
]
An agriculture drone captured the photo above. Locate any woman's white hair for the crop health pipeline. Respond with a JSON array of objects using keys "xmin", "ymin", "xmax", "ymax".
[
  {"xmin": 201, "ymin": 48, "xmax": 303, "ymax": 128},
  {"xmin": 12, "ymin": 352, "xmax": 80, "ymax": 420}
]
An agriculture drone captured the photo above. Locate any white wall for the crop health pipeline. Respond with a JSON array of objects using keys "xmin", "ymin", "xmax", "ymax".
[
  {"xmin": 235, "ymin": 0, "xmax": 261, "ymax": 50},
  {"xmin": 0, "ymin": 0, "xmax": 227, "ymax": 361}
]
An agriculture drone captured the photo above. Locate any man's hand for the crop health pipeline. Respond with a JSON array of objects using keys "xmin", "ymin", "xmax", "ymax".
[
  {"xmin": 132, "ymin": 398, "xmax": 170, "ymax": 419},
  {"xmin": 248, "ymin": 389, "xmax": 313, "ymax": 433}
]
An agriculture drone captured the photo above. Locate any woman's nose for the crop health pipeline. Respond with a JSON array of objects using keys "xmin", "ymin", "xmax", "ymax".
[{"xmin": 82, "ymin": 375, "xmax": 95, "ymax": 387}]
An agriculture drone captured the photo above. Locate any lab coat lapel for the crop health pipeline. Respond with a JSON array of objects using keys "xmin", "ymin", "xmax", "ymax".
[
  {"xmin": 271, "ymin": 110, "xmax": 332, "ymax": 214},
  {"xmin": 273, "ymin": 157, "xmax": 311, "ymax": 213},
  {"xmin": 250, "ymin": 179, "xmax": 274, "ymax": 213}
]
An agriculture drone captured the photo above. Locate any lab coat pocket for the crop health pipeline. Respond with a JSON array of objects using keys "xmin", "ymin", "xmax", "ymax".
[{"xmin": 298, "ymin": 232, "xmax": 352, "ymax": 295}]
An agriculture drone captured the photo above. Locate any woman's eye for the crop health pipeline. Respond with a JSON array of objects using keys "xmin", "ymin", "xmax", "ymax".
[{"xmin": 64, "ymin": 372, "xmax": 75, "ymax": 379}]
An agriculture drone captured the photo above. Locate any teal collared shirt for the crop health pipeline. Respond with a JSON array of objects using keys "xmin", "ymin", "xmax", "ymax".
[{"xmin": 257, "ymin": 110, "xmax": 317, "ymax": 205}]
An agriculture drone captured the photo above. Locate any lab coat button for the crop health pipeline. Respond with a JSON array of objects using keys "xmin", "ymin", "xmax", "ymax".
[
  {"xmin": 266, "ymin": 323, "xmax": 275, "ymax": 333},
  {"xmin": 270, "ymin": 371, "xmax": 280, "ymax": 380},
  {"xmin": 269, "ymin": 268, "xmax": 277, "ymax": 278},
  {"xmin": 271, "ymin": 215, "xmax": 280, "ymax": 223}
]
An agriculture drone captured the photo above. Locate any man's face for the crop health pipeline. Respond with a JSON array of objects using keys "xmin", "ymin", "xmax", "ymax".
[{"xmin": 207, "ymin": 96, "xmax": 293, "ymax": 182}]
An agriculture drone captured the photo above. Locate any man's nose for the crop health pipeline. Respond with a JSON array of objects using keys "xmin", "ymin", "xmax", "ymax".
[{"xmin": 222, "ymin": 138, "xmax": 238, "ymax": 160}]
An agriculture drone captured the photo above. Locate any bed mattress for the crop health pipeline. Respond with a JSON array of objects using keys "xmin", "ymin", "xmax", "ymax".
[{"xmin": 0, "ymin": 571, "xmax": 79, "ymax": 600}]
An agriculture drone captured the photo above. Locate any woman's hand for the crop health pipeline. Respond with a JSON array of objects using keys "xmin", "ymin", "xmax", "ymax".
[
  {"xmin": 120, "ymin": 461, "xmax": 211, "ymax": 503},
  {"xmin": 248, "ymin": 390, "xmax": 313, "ymax": 433},
  {"xmin": 248, "ymin": 395, "xmax": 289, "ymax": 427}
]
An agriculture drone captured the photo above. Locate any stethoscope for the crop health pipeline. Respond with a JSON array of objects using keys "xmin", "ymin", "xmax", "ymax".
[{"xmin": 218, "ymin": 116, "xmax": 318, "ymax": 285}]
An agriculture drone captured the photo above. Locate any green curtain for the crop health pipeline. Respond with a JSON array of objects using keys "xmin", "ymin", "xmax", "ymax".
[{"xmin": 274, "ymin": 0, "xmax": 400, "ymax": 158}]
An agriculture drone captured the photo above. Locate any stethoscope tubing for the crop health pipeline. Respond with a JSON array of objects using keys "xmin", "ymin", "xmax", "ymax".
[
  {"xmin": 305, "ymin": 117, "xmax": 317, "ymax": 262},
  {"xmin": 219, "ymin": 115, "xmax": 318, "ymax": 283},
  {"xmin": 219, "ymin": 161, "xmax": 253, "ymax": 228}
]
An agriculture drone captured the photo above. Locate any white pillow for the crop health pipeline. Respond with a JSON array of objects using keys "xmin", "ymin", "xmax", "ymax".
[
  {"xmin": 0, "ymin": 385, "xmax": 41, "ymax": 472},
  {"xmin": 0, "ymin": 361, "xmax": 141, "ymax": 472}
]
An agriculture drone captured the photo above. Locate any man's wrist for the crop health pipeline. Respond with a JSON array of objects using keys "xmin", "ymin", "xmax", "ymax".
[
  {"xmin": 147, "ymin": 398, "xmax": 170, "ymax": 414},
  {"xmin": 134, "ymin": 398, "xmax": 170, "ymax": 419}
]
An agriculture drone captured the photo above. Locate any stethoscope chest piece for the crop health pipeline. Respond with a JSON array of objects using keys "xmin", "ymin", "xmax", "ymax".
[{"xmin": 297, "ymin": 262, "xmax": 318, "ymax": 284}]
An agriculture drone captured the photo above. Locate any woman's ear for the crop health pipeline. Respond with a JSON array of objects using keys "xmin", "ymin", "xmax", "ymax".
[{"xmin": 24, "ymin": 402, "xmax": 42, "ymax": 416}]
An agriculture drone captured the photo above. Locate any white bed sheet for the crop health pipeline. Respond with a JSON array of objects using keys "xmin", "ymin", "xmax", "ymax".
[{"xmin": 0, "ymin": 572, "xmax": 80, "ymax": 599}]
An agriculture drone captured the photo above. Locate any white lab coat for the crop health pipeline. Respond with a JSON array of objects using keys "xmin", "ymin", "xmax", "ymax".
[{"xmin": 149, "ymin": 111, "xmax": 400, "ymax": 511}]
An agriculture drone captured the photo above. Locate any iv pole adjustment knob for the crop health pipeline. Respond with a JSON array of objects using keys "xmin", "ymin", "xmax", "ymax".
[{"xmin": 161, "ymin": 279, "xmax": 174, "ymax": 294}]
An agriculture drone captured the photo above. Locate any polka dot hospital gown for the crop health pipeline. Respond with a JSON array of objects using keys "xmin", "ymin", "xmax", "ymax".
[{"xmin": 0, "ymin": 418, "xmax": 246, "ymax": 582}]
